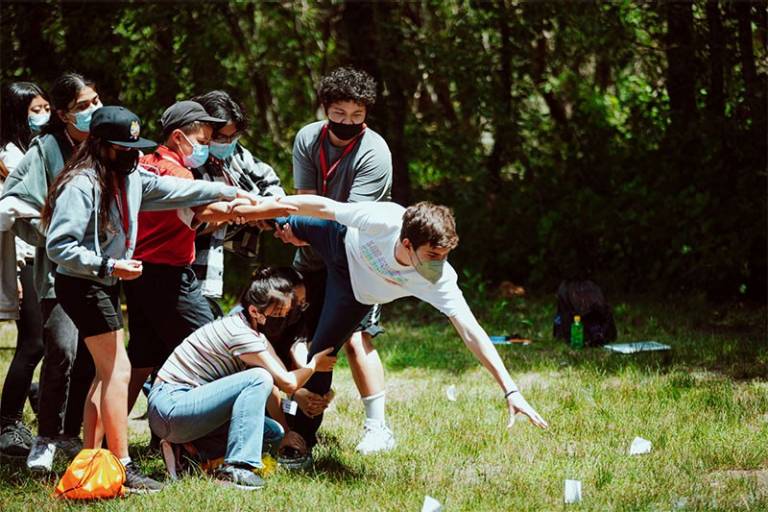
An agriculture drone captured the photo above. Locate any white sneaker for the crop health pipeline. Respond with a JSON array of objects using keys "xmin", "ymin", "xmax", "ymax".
[
  {"xmin": 355, "ymin": 420, "xmax": 396, "ymax": 455},
  {"xmin": 26, "ymin": 436, "xmax": 57, "ymax": 472}
]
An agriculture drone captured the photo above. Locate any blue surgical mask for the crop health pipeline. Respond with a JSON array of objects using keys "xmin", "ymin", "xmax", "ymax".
[
  {"xmin": 71, "ymin": 103, "xmax": 100, "ymax": 133},
  {"xmin": 209, "ymin": 138, "xmax": 239, "ymax": 160},
  {"xmin": 28, "ymin": 112, "xmax": 50, "ymax": 133},
  {"xmin": 181, "ymin": 132, "xmax": 210, "ymax": 168}
]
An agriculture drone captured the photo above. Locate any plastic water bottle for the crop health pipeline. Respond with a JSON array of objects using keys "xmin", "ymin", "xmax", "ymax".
[{"xmin": 570, "ymin": 315, "xmax": 584, "ymax": 349}]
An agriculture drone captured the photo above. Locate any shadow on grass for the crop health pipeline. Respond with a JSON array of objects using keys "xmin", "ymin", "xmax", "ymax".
[{"xmin": 309, "ymin": 432, "xmax": 365, "ymax": 482}]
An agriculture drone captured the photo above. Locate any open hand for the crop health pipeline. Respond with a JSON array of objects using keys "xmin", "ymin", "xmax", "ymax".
[
  {"xmin": 310, "ymin": 347, "xmax": 337, "ymax": 372},
  {"xmin": 294, "ymin": 388, "xmax": 332, "ymax": 417},
  {"xmin": 274, "ymin": 222, "xmax": 309, "ymax": 247},
  {"xmin": 507, "ymin": 392, "xmax": 549, "ymax": 429},
  {"xmin": 235, "ymin": 189, "xmax": 260, "ymax": 205},
  {"xmin": 253, "ymin": 197, "xmax": 298, "ymax": 218},
  {"xmin": 113, "ymin": 259, "xmax": 143, "ymax": 280}
]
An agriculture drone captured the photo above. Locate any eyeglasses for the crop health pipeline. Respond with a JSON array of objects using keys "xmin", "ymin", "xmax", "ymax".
[{"xmin": 212, "ymin": 134, "xmax": 240, "ymax": 144}]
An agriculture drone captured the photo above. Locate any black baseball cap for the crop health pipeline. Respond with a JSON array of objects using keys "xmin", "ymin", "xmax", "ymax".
[
  {"xmin": 90, "ymin": 106, "xmax": 158, "ymax": 149},
  {"xmin": 160, "ymin": 100, "xmax": 226, "ymax": 137}
]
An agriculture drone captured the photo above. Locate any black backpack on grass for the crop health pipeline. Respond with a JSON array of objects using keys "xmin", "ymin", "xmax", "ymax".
[{"xmin": 553, "ymin": 280, "xmax": 617, "ymax": 346}]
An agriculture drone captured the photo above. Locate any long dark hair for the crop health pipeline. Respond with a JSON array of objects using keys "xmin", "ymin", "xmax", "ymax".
[
  {"xmin": 43, "ymin": 72, "xmax": 96, "ymax": 136},
  {"xmin": 1, "ymin": 81, "xmax": 48, "ymax": 152},
  {"xmin": 41, "ymin": 135, "xmax": 116, "ymax": 234},
  {"xmin": 239, "ymin": 267, "xmax": 296, "ymax": 313}
]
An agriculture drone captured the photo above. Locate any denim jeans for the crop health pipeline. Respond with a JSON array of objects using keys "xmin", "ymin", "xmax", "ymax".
[
  {"xmin": 281, "ymin": 216, "xmax": 373, "ymax": 447},
  {"xmin": 147, "ymin": 367, "xmax": 280, "ymax": 469}
]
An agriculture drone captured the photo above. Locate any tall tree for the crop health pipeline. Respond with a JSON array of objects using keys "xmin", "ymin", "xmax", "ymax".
[{"xmin": 664, "ymin": 1, "xmax": 697, "ymax": 133}]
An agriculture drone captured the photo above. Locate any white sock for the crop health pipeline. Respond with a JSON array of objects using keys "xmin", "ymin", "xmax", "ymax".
[
  {"xmin": 362, "ymin": 391, "xmax": 386, "ymax": 426},
  {"xmin": 119, "ymin": 456, "xmax": 132, "ymax": 467}
]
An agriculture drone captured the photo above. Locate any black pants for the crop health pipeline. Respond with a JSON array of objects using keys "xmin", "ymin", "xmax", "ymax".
[
  {"xmin": 37, "ymin": 298, "xmax": 94, "ymax": 438},
  {"xmin": 0, "ymin": 263, "xmax": 43, "ymax": 426},
  {"xmin": 124, "ymin": 263, "xmax": 214, "ymax": 369},
  {"xmin": 284, "ymin": 217, "xmax": 372, "ymax": 447}
]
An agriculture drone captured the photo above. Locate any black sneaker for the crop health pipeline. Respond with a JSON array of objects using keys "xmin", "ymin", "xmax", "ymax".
[
  {"xmin": 215, "ymin": 464, "xmax": 265, "ymax": 490},
  {"xmin": 123, "ymin": 461, "xmax": 163, "ymax": 493},
  {"xmin": 277, "ymin": 446, "xmax": 313, "ymax": 471},
  {"xmin": 0, "ymin": 421, "xmax": 33, "ymax": 458}
]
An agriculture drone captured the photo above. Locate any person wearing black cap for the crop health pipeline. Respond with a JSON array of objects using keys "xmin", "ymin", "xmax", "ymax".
[
  {"xmin": 122, "ymin": 100, "xmax": 251, "ymax": 411},
  {"xmin": 41, "ymin": 105, "xmax": 290, "ymax": 492}
]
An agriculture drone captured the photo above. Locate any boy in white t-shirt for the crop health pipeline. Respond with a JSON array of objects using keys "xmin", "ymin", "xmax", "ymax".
[{"xmin": 233, "ymin": 196, "xmax": 548, "ymax": 468}]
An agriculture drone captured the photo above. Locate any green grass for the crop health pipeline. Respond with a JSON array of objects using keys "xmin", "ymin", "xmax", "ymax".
[{"xmin": 0, "ymin": 295, "xmax": 766, "ymax": 511}]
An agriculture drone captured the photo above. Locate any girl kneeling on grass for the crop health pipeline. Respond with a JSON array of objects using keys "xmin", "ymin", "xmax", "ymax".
[
  {"xmin": 147, "ymin": 267, "xmax": 336, "ymax": 490},
  {"xmin": 41, "ymin": 106, "xmax": 257, "ymax": 492}
]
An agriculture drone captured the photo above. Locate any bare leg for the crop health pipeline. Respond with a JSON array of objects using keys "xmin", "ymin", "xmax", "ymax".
[
  {"xmin": 82, "ymin": 379, "xmax": 103, "ymax": 449},
  {"xmin": 127, "ymin": 366, "xmax": 154, "ymax": 414},
  {"xmin": 344, "ymin": 332, "xmax": 395, "ymax": 454},
  {"xmin": 345, "ymin": 332, "xmax": 384, "ymax": 397},
  {"xmin": 83, "ymin": 329, "xmax": 131, "ymax": 459}
]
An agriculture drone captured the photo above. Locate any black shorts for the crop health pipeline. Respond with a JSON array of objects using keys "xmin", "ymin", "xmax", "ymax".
[
  {"xmin": 123, "ymin": 263, "xmax": 213, "ymax": 369},
  {"xmin": 301, "ymin": 268, "xmax": 384, "ymax": 340},
  {"xmin": 54, "ymin": 273, "xmax": 123, "ymax": 338}
]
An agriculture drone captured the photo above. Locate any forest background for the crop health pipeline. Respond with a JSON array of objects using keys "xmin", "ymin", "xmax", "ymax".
[{"xmin": 2, "ymin": 0, "xmax": 766, "ymax": 302}]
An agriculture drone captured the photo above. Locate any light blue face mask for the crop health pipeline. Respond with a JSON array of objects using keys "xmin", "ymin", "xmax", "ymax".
[
  {"xmin": 28, "ymin": 112, "xmax": 50, "ymax": 133},
  {"xmin": 71, "ymin": 103, "xmax": 100, "ymax": 133},
  {"xmin": 209, "ymin": 138, "xmax": 239, "ymax": 160},
  {"xmin": 181, "ymin": 132, "xmax": 210, "ymax": 168}
]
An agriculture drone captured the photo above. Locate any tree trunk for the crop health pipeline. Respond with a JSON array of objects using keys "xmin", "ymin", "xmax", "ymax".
[
  {"xmin": 486, "ymin": 0, "xmax": 513, "ymax": 192},
  {"xmin": 340, "ymin": 1, "xmax": 412, "ymax": 205},
  {"xmin": 665, "ymin": 1, "xmax": 697, "ymax": 132},
  {"xmin": 734, "ymin": 1, "xmax": 767, "ymax": 155},
  {"xmin": 705, "ymin": 1, "xmax": 725, "ymax": 118}
]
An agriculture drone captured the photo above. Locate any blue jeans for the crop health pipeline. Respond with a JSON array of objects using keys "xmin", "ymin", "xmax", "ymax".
[
  {"xmin": 147, "ymin": 367, "xmax": 282, "ymax": 469},
  {"xmin": 281, "ymin": 216, "xmax": 373, "ymax": 447}
]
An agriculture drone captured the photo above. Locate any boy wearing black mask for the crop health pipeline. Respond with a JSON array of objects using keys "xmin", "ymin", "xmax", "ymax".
[{"xmin": 277, "ymin": 67, "xmax": 395, "ymax": 455}]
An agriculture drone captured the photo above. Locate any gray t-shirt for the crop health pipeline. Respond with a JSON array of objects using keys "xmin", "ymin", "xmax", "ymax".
[{"xmin": 292, "ymin": 121, "xmax": 393, "ymax": 271}]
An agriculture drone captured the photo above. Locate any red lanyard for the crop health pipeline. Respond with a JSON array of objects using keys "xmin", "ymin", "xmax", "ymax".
[
  {"xmin": 318, "ymin": 123, "xmax": 365, "ymax": 195},
  {"xmin": 114, "ymin": 176, "xmax": 130, "ymax": 249}
]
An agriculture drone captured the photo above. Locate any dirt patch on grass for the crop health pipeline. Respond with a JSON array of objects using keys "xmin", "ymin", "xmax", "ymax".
[
  {"xmin": 707, "ymin": 469, "xmax": 768, "ymax": 498},
  {"xmin": 514, "ymin": 371, "xmax": 556, "ymax": 390},
  {"xmin": 386, "ymin": 376, "xmax": 431, "ymax": 403}
]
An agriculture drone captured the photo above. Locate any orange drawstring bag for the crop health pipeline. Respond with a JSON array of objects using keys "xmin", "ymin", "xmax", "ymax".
[{"xmin": 55, "ymin": 448, "xmax": 126, "ymax": 500}]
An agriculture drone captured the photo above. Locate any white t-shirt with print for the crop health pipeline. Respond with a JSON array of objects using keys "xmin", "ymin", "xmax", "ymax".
[{"xmin": 335, "ymin": 202, "xmax": 470, "ymax": 317}]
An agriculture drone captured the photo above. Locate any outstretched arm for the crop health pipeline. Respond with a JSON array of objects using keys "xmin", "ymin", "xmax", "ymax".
[
  {"xmin": 232, "ymin": 194, "xmax": 340, "ymax": 222},
  {"xmin": 449, "ymin": 309, "xmax": 549, "ymax": 430}
]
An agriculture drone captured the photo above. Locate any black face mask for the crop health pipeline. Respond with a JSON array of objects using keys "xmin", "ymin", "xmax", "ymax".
[
  {"xmin": 328, "ymin": 119, "xmax": 364, "ymax": 141},
  {"xmin": 261, "ymin": 307, "xmax": 303, "ymax": 341},
  {"xmin": 112, "ymin": 150, "xmax": 139, "ymax": 176}
]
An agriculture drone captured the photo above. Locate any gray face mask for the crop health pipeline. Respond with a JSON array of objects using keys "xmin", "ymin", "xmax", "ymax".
[{"xmin": 409, "ymin": 246, "xmax": 445, "ymax": 284}]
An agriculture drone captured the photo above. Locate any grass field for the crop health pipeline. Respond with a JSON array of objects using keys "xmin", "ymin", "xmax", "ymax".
[{"xmin": 0, "ymin": 293, "xmax": 765, "ymax": 511}]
